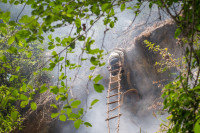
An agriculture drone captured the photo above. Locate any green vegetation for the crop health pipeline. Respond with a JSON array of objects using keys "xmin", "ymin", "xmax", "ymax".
[
  {"xmin": 0, "ymin": 24, "xmax": 46, "ymax": 131},
  {"xmin": 0, "ymin": 0, "xmax": 199, "ymax": 132}
]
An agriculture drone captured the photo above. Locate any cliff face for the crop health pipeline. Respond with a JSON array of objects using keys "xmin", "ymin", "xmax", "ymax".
[{"xmin": 122, "ymin": 20, "xmax": 183, "ymax": 115}]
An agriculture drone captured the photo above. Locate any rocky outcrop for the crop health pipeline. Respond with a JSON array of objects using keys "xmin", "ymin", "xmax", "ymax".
[{"xmin": 122, "ymin": 19, "xmax": 183, "ymax": 115}]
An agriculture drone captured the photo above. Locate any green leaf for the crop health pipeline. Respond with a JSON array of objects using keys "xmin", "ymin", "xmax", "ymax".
[
  {"xmin": 22, "ymin": 83, "xmax": 27, "ymax": 92},
  {"xmin": 175, "ymin": 28, "xmax": 181, "ymax": 39},
  {"xmin": 194, "ymin": 119, "xmax": 200, "ymax": 133},
  {"xmin": 0, "ymin": 55, "xmax": 7, "ymax": 62},
  {"xmin": 88, "ymin": 75, "xmax": 93, "ymax": 80},
  {"xmin": 66, "ymin": 108, "xmax": 72, "ymax": 115},
  {"xmin": 110, "ymin": 8, "xmax": 115, "ymax": 16},
  {"xmin": 78, "ymin": 108, "xmax": 84, "ymax": 115},
  {"xmin": 94, "ymin": 84, "xmax": 104, "ymax": 93},
  {"xmin": 27, "ymin": 51, "xmax": 32, "ymax": 58},
  {"xmin": 120, "ymin": 3, "xmax": 126, "ymax": 12},
  {"xmin": 19, "ymin": 94, "xmax": 28, "ymax": 101},
  {"xmin": 90, "ymin": 56, "xmax": 99, "ymax": 65},
  {"xmin": 84, "ymin": 122, "xmax": 92, "ymax": 127},
  {"xmin": 78, "ymin": 35, "xmax": 86, "ymax": 41},
  {"xmin": 59, "ymin": 114, "xmax": 67, "ymax": 121},
  {"xmin": 90, "ymin": 99, "xmax": 99, "ymax": 106},
  {"xmin": 49, "ymin": 62, "xmax": 56, "ymax": 70},
  {"xmin": 71, "ymin": 100, "xmax": 81, "ymax": 108},
  {"xmin": 48, "ymin": 45, "xmax": 55, "ymax": 50},
  {"xmin": 91, "ymin": 4, "xmax": 100, "ymax": 15},
  {"xmin": 7, "ymin": 46, "xmax": 18, "ymax": 54},
  {"xmin": 40, "ymin": 84, "xmax": 48, "ymax": 93},
  {"xmin": 2, "ymin": 11, "xmax": 10, "ymax": 22},
  {"xmin": 10, "ymin": 75, "xmax": 18, "ymax": 81},
  {"xmin": 197, "ymin": 25, "xmax": 200, "ymax": 31},
  {"xmin": 75, "ymin": 18, "xmax": 81, "ymax": 28},
  {"xmin": 19, "ymin": 15, "xmax": 33, "ymax": 23},
  {"xmin": 20, "ymin": 100, "xmax": 29, "ymax": 108},
  {"xmin": 48, "ymin": 34, "xmax": 53, "ymax": 41},
  {"xmin": 59, "ymin": 57, "xmax": 64, "ymax": 61},
  {"xmin": 93, "ymin": 74, "xmax": 103, "ymax": 83},
  {"xmin": 101, "ymin": 3, "xmax": 111, "ymax": 12},
  {"xmin": 149, "ymin": 2, "xmax": 153, "ymax": 8},
  {"xmin": 8, "ymin": 36, "xmax": 15, "ymax": 45},
  {"xmin": 16, "ymin": 66, "xmax": 20, "ymax": 72},
  {"xmin": 61, "ymin": 81, "xmax": 65, "ymax": 86},
  {"xmin": 31, "ymin": 102, "xmax": 37, "ymax": 110},
  {"xmin": 90, "ymin": 20, "xmax": 94, "ymax": 25},
  {"xmin": 45, "ymin": 15, "xmax": 53, "ymax": 25},
  {"xmin": 51, "ymin": 113, "xmax": 59, "ymax": 118},
  {"xmin": 74, "ymin": 119, "xmax": 82, "ymax": 129},
  {"xmin": 50, "ymin": 86, "xmax": 59, "ymax": 94},
  {"xmin": 59, "ymin": 73, "xmax": 67, "ymax": 80},
  {"xmin": 52, "ymin": 51, "xmax": 57, "ymax": 56},
  {"xmin": 50, "ymin": 104, "xmax": 58, "ymax": 109},
  {"xmin": 110, "ymin": 21, "xmax": 114, "ymax": 28},
  {"xmin": 0, "ymin": 23, "xmax": 6, "ymax": 28},
  {"xmin": 16, "ymin": 30, "xmax": 31, "ymax": 39},
  {"xmin": 90, "ymin": 66, "xmax": 96, "ymax": 70},
  {"xmin": 27, "ymin": 0, "xmax": 35, "ymax": 5},
  {"xmin": 55, "ymin": 37, "xmax": 60, "ymax": 42},
  {"xmin": 11, "ymin": 111, "xmax": 18, "ymax": 120},
  {"xmin": 127, "ymin": 7, "xmax": 132, "ymax": 10}
]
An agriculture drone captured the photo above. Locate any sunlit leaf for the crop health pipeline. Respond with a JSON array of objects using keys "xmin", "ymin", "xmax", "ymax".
[
  {"xmin": 20, "ymin": 100, "xmax": 29, "ymax": 108},
  {"xmin": 74, "ymin": 119, "xmax": 82, "ymax": 129},
  {"xmin": 16, "ymin": 66, "xmax": 20, "ymax": 72},
  {"xmin": 11, "ymin": 111, "xmax": 18, "ymax": 120},
  {"xmin": 51, "ymin": 113, "xmax": 59, "ymax": 118},
  {"xmin": 0, "ymin": 55, "xmax": 7, "ymax": 62},
  {"xmin": 94, "ymin": 84, "xmax": 104, "ymax": 93},
  {"xmin": 120, "ymin": 3, "xmax": 125, "ymax": 12},
  {"xmin": 50, "ymin": 104, "xmax": 58, "ymax": 109},
  {"xmin": 31, "ymin": 102, "xmax": 37, "ymax": 110},
  {"xmin": 110, "ymin": 21, "xmax": 114, "ymax": 28},
  {"xmin": 19, "ymin": 94, "xmax": 28, "ymax": 101},
  {"xmin": 40, "ymin": 84, "xmax": 48, "ymax": 93},
  {"xmin": 7, "ymin": 46, "xmax": 18, "ymax": 54},
  {"xmin": 59, "ymin": 114, "xmax": 66, "ymax": 121},
  {"xmin": 101, "ymin": 3, "xmax": 111, "ymax": 12},
  {"xmin": 93, "ymin": 74, "xmax": 103, "ymax": 83},
  {"xmin": 75, "ymin": 18, "xmax": 81, "ymax": 28},
  {"xmin": 194, "ymin": 119, "xmax": 200, "ymax": 133},
  {"xmin": 8, "ymin": 36, "xmax": 15, "ymax": 45},
  {"xmin": 84, "ymin": 122, "xmax": 92, "ymax": 127},
  {"xmin": 71, "ymin": 100, "xmax": 81, "ymax": 108},
  {"xmin": 90, "ymin": 99, "xmax": 99, "ymax": 106}
]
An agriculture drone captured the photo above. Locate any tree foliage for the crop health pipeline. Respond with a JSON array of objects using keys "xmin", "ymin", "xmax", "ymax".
[{"xmin": 0, "ymin": 24, "xmax": 46, "ymax": 131}]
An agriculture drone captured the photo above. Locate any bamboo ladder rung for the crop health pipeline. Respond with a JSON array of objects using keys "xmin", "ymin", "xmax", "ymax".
[
  {"xmin": 107, "ymin": 100, "xmax": 119, "ymax": 104},
  {"xmin": 107, "ymin": 105, "xmax": 120, "ymax": 112},
  {"xmin": 106, "ymin": 92, "xmax": 121, "ymax": 98},
  {"xmin": 105, "ymin": 114, "xmax": 122, "ymax": 121},
  {"xmin": 109, "ymin": 86, "xmax": 121, "ymax": 91},
  {"xmin": 111, "ymin": 74, "xmax": 122, "ymax": 79},
  {"xmin": 110, "ymin": 80, "xmax": 121, "ymax": 84}
]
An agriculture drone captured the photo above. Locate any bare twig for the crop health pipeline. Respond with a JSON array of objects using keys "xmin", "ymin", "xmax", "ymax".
[
  {"xmin": 16, "ymin": 4, "xmax": 26, "ymax": 22},
  {"xmin": 160, "ymin": 0, "xmax": 179, "ymax": 23}
]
